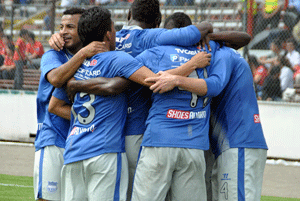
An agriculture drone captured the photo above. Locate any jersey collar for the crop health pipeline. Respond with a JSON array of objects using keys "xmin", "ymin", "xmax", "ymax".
[{"xmin": 121, "ymin": 25, "xmax": 143, "ymax": 30}]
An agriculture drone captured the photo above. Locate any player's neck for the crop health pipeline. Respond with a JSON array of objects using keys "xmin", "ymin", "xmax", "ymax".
[{"xmin": 128, "ymin": 20, "xmax": 154, "ymax": 29}]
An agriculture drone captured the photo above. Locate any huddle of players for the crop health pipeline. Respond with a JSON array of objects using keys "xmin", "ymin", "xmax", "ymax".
[{"xmin": 33, "ymin": 0, "xmax": 268, "ymax": 201}]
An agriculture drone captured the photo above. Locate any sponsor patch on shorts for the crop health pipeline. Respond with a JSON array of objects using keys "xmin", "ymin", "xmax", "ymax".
[{"xmin": 47, "ymin": 181, "xmax": 58, "ymax": 193}]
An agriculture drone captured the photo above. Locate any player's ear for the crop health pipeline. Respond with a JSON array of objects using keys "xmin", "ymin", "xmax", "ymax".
[{"xmin": 105, "ymin": 31, "xmax": 112, "ymax": 42}]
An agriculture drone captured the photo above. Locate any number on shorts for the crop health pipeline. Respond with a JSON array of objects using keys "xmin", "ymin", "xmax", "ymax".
[
  {"xmin": 220, "ymin": 182, "xmax": 228, "ymax": 200},
  {"xmin": 72, "ymin": 92, "xmax": 96, "ymax": 125}
]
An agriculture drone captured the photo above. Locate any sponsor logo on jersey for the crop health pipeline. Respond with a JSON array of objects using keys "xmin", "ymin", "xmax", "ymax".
[
  {"xmin": 166, "ymin": 109, "xmax": 206, "ymax": 119},
  {"xmin": 254, "ymin": 114, "xmax": 260, "ymax": 123},
  {"xmin": 69, "ymin": 124, "xmax": 96, "ymax": 137},
  {"xmin": 90, "ymin": 59, "xmax": 97, "ymax": 66},
  {"xmin": 170, "ymin": 54, "xmax": 180, "ymax": 62},
  {"xmin": 174, "ymin": 48, "xmax": 201, "ymax": 55},
  {"xmin": 77, "ymin": 68, "xmax": 101, "ymax": 77},
  {"xmin": 47, "ymin": 181, "xmax": 58, "ymax": 193},
  {"xmin": 116, "ymin": 34, "xmax": 130, "ymax": 43},
  {"xmin": 170, "ymin": 54, "xmax": 190, "ymax": 63}
]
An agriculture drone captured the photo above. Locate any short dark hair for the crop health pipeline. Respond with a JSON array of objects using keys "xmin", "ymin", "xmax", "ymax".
[
  {"xmin": 164, "ymin": 12, "xmax": 192, "ymax": 29},
  {"xmin": 19, "ymin": 29, "xmax": 29, "ymax": 37},
  {"xmin": 131, "ymin": 0, "xmax": 161, "ymax": 28},
  {"xmin": 28, "ymin": 31, "xmax": 35, "ymax": 41},
  {"xmin": 63, "ymin": 7, "xmax": 85, "ymax": 15},
  {"xmin": 78, "ymin": 6, "xmax": 112, "ymax": 47}
]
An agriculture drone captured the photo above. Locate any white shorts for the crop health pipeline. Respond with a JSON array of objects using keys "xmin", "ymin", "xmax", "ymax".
[
  {"xmin": 210, "ymin": 148, "xmax": 267, "ymax": 201},
  {"xmin": 33, "ymin": 145, "xmax": 65, "ymax": 201},
  {"xmin": 132, "ymin": 147, "xmax": 206, "ymax": 201},
  {"xmin": 125, "ymin": 134, "xmax": 143, "ymax": 200},
  {"xmin": 61, "ymin": 152, "xmax": 128, "ymax": 201}
]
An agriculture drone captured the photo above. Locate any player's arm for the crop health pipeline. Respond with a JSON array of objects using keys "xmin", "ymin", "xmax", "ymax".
[
  {"xmin": 66, "ymin": 77, "xmax": 130, "ymax": 102},
  {"xmin": 48, "ymin": 87, "xmax": 72, "ymax": 120},
  {"xmin": 207, "ymin": 31, "xmax": 251, "ymax": 50},
  {"xmin": 146, "ymin": 71, "xmax": 208, "ymax": 96},
  {"xmin": 48, "ymin": 96, "xmax": 71, "ymax": 120},
  {"xmin": 145, "ymin": 48, "xmax": 232, "ymax": 95},
  {"xmin": 47, "ymin": 41, "xmax": 107, "ymax": 88},
  {"xmin": 154, "ymin": 21, "xmax": 213, "ymax": 48},
  {"xmin": 165, "ymin": 51, "xmax": 211, "ymax": 77}
]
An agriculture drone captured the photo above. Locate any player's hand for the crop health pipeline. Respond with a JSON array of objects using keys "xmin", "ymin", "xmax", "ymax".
[
  {"xmin": 66, "ymin": 77, "xmax": 77, "ymax": 103},
  {"xmin": 190, "ymin": 51, "xmax": 211, "ymax": 69},
  {"xmin": 49, "ymin": 33, "xmax": 64, "ymax": 51},
  {"xmin": 80, "ymin": 41, "xmax": 108, "ymax": 58},
  {"xmin": 200, "ymin": 35, "xmax": 212, "ymax": 52},
  {"xmin": 145, "ymin": 71, "xmax": 178, "ymax": 93}
]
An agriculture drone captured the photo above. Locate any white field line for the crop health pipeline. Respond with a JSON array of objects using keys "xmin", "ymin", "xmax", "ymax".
[
  {"xmin": 0, "ymin": 141, "xmax": 34, "ymax": 147},
  {"xmin": 0, "ymin": 183, "xmax": 33, "ymax": 188}
]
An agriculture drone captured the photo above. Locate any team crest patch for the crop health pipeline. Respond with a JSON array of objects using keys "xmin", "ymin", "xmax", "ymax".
[{"xmin": 47, "ymin": 181, "xmax": 58, "ymax": 193}]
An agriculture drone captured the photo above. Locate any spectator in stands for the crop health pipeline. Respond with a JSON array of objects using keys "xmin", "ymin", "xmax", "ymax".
[
  {"xmin": 19, "ymin": 0, "xmax": 29, "ymax": 18},
  {"xmin": 0, "ymin": 44, "xmax": 16, "ymax": 80},
  {"xmin": 248, "ymin": 55, "xmax": 268, "ymax": 98},
  {"xmin": 283, "ymin": 0, "xmax": 300, "ymax": 30},
  {"xmin": 261, "ymin": 65, "xmax": 282, "ymax": 101},
  {"xmin": 43, "ymin": 9, "xmax": 53, "ymax": 31},
  {"xmin": 13, "ymin": 29, "xmax": 28, "ymax": 89},
  {"xmin": 286, "ymin": 38, "xmax": 300, "ymax": 68},
  {"xmin": 259, "ymin": 38, "xmax": 285, "ymax": 69},
  {"xmin": 276, "ymin": 55, "xmax": 294, "ymax": 92},
  {"xmin": 25, "ymin": 31, "xmax": 44, "ymax": 69},
  {"xmin": 255, "ymin": 0, "xmax": 285, "ymax": 35},
  {"xmin": 0, "ymin": 27, "xmax": 5, "ymax": 66},
  {"xmin": 164, "ymin": 0, "xmax": 194, "ymax": 6}
]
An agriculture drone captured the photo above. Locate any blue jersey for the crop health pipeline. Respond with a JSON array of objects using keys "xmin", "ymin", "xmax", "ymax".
[
  {"xmin": 116, "ymin": 25, "xmax": 202, "ymax": 136},
  {"xmin": 63, "ymin": 51, "xmax": 143, "ymax": 165},
  {"xmin": 209, "ymin": 47, "xmax": 268, "ymax": 157},
  {"xmin": 135, "ymin": 45, "xmax": 217, "ymax": 150},
  {"xmin": 36, "ymin": 87, "xmax": 71, "ymax": 150},
  {"xmin": 35, "ymin": 49, "xmax": 73, "ymax": 151}
]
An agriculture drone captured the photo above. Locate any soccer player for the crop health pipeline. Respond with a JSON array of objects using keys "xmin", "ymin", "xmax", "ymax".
[
  {"xmin": 147, "ymin": 27, "xmax": 268, "ymax": 201},
  {"xmin": 33, "ymin": 7, "xmax": 109, "ymax": 201},
  {"xmin": 59, "ymin": 6, "xmax": 213, "ymax": 200}
]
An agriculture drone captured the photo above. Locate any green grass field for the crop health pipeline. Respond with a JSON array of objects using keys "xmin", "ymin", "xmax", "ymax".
[{"xmin": 0, "ymin": 174, "xmax": 299, "ymax": 201}]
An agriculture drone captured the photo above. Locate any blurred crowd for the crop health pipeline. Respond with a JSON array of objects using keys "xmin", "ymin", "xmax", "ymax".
[
  {"xmin": 248, "ymin": 36, "xmax": 300, "ymax": 102},
  {"xmin": 0, "ymin": 27, "xmax": 44, "ymax": 89}
]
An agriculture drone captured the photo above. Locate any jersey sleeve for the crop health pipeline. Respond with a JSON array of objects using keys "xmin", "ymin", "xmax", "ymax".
[
  {"xmin": 52, "ymin": 87, "xmax": 71, "ymax": 105},
  {"xmin": 205, "ymin": 47, "xmax": 233, "ymax": 97},
  {"xmin": 40, "ymin": 50, "xmax": 66, "ymax": 81},
  {"xmin": 135, "ymin": 48, "xmax": 162, "ymax": 73},
  {"xmin": 143, "ymin": 25, "xmax": 201, "ymax": 49},
  {"xmin": 112, "ymin": 52, "xmax": 144, "ymax": 78}
]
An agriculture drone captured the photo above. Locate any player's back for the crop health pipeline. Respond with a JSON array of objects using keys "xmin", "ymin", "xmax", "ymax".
[
  {"xmin": 210, "ymin": 47, "xmax": 268, "ymax": 156},
  {"xmin": 136, "ymin": 45, "xmax": 211, "ymax": 150},
  {"xmin": 64, "ymin": 51, "xmax": 143, "ymax": 164}
]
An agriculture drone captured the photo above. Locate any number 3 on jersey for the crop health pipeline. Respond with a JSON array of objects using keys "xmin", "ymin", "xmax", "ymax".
[{"xmin": 71, "ymin": 92, "xmax": 96, "ymax": 125}]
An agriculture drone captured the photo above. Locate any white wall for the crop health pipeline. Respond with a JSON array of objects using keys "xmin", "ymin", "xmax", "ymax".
[{"xmin": 0, "ymin": 91, "xmax": 299, "ymax": 159}]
